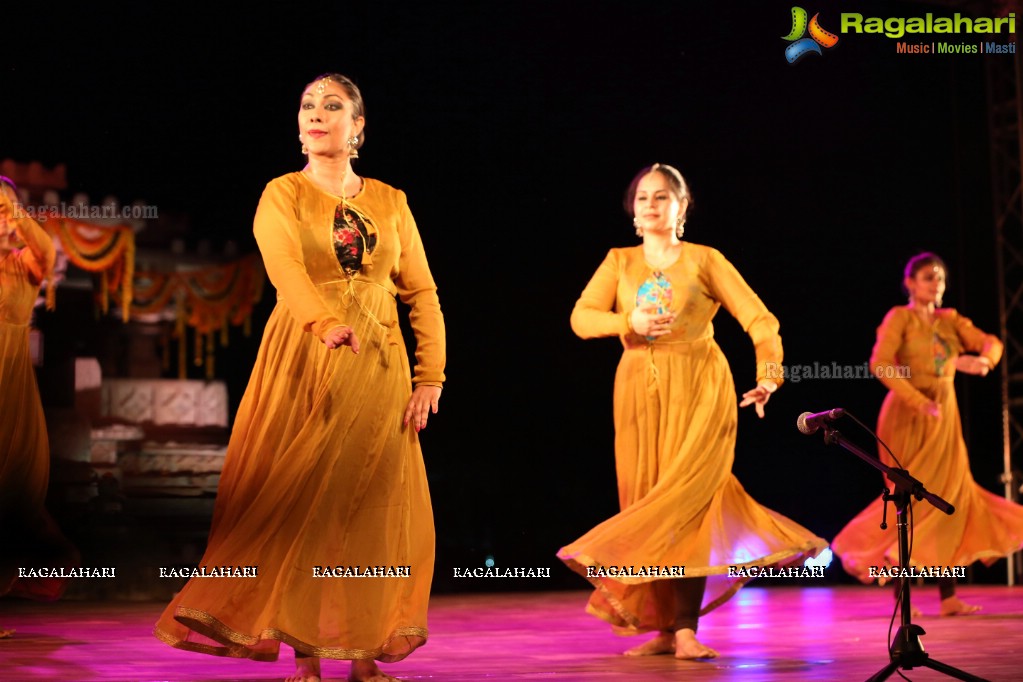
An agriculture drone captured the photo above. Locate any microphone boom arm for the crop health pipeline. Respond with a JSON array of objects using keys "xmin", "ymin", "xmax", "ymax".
[{"xmin": 821, "ymin": 427, "xmax": 954, "ymax": 515}]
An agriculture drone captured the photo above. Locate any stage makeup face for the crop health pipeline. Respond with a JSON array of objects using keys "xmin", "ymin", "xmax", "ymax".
[
  {"xmin": 905, "ymin": 264, "xmax": 946, "ymax": 306},
  {"xmin": 632, "ymin": 171, "xmax": 687, "ymax": 235},
  {"xmin": 298, "ymin": 79, "xmax": 365, "ymax": 158}
]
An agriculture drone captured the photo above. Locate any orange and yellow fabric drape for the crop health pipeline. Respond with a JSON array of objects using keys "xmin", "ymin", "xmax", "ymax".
[
  {"xmin": 44, "ymin": 216, "xmax": 135, "ymax": 318},
  {"xmin": 117, "ymin": 254, "xmax": 266, "ymax": 379}
]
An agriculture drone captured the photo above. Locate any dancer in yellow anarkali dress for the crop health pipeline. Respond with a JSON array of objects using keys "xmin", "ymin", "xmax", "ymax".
[
  {"xmin": 154, "ymin": 75, "xmax": 445, "ymax": 682},
  {"xmin": 833, "ymin": 252, "xmax": 1023, "ymax": 615},
  {"xmin": 558, "ymin": 164, "xmax": 825, "ymax": 658},
  {"xmin": 1, "ymin": 176, "xmax": 76, "ymax": 628}
]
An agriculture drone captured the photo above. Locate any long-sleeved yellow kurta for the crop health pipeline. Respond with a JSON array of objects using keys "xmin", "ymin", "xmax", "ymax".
[
  {"xmin": 833, "ymin": 306, "xmax": 1023, "ymax": 580},
  {"xmin": 557, "ymin": 243, "xmax": 825, "ymax": 634},
  {"xmin": 0, "ymin": 201, "xmax": 74, "ymax": 600},
  {"xmin": 155, "ymin": 173, "xmax": 445, "ymax": 662}
]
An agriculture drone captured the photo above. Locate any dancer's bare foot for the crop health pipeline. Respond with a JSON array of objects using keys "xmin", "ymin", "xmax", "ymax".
[
  {"xmin": 0, "ymin": 627, "xmax": 14, "ymax": 639},
  {"xmin": 285, "ymin": 653, "xmax": 321, "ymax": 682},
  {"xmin": 349, "ymin": 658, "xmax": 401, "ymax": 682},
  {"xmin": 623, "ymin": 632, "xmax": 674, "ymax": 656},
  {"xmin": 674, "ymin": 628, "xmax": 718, "ymax": 660},
  {"xmin": 940, "ymin": 596, "xmax": 982, "ymax": 616}
]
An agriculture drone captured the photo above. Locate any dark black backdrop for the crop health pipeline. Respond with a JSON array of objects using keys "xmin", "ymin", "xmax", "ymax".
[{"xmin": 1, "ymin": 0, "xmax": 1012, "ymax": 590}]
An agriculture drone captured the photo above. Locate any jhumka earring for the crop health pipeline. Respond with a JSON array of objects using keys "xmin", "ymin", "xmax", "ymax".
[
  {"xmin": 676, "ymin": 217, "xmax": 686, "ymax": 240},
  {"xmin": 299, "ymin": 134, "xmax": 308, "ymax": 156},
  {"xmin": 347, "ymin": 136, "xmax": 360, "ymax": 159},
  {"xmin": 634, "ymin": 217, "xmax": 643, "ymax": 238}
]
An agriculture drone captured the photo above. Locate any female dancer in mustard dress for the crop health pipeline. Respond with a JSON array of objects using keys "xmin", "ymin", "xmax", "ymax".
[
  {"xmin": 833, "ymin": 252, "xmax": 1023, "ymax": 615},
  {"xmin": 0, "ymin": 177, "xmax": 76, "ymax": 629},
  {"xmin": 558, "ymin": 164, "xmax": 826, "ymax": 658},
  {"xmin": 154, "ymin": 74, "xmax": 445, "ymax": 682}
]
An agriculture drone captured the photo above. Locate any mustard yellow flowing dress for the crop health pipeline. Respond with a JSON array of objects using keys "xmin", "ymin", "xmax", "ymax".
[
  {"xmin": 0, "ymin": 201, "xmax": 75, "ymax": 601},
  {"xmin": 833, "ymin": 307, "xmax": 1023, "ymax": 580},
  {"xmin": 557, "ymin": 243, "xmax": 826, "ymax": 634},
  {"xmin": 154, "ymin": 173, "xmax": 445, "ymax": 662}
]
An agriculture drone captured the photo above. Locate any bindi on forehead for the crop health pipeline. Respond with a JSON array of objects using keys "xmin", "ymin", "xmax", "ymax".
[{"xmin": 315, "ymin": 76, "xmax": 333, "ymax": 94}]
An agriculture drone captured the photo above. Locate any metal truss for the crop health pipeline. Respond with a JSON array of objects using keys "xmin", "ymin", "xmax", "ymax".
[{"xmin": 987, "ymin": 23, "xmax": 1023, "ymax": 586}]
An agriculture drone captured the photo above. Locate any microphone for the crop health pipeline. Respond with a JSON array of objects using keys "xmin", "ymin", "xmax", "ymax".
[{"xmin": 796, "ymin": 408, "xmax": 845, "ymax": 435}]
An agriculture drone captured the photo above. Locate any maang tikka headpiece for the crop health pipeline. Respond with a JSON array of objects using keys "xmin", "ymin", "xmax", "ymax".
[{"xmin": 315, "ymin": 76, "xmax": 332, "ymax": 94}]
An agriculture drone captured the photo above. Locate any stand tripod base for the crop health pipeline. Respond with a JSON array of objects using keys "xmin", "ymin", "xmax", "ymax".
[
  {"xmin": 868, "ymin": 624, "xmax": 989, "ymax": 681},
  {"xmin": 817, "ymin": 429, "xmax": 985, "ymax": 680}
]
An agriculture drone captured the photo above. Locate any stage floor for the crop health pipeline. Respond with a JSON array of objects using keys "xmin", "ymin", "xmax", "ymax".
[{"xmin": 1, "ymin": 585, "xmax": 1020, "ymax": 681}]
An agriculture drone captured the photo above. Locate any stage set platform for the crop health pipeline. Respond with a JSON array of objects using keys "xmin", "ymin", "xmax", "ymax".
[{"xmin": 1, "ymin": 586, "xmax": 1020, "ymax": 681}]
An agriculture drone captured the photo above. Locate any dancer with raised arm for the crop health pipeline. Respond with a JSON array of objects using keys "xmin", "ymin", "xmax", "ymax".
[
  {"xmin": 154, "ymin": 74, "xmax": 446, "ymax": 682},
  {"xmin": 834, "ymin": 252, "xmax": 1023, "ymax": 616},
  {"xmin": 558, "ymin": 163, "xmax": 825, "ymax": 658}
]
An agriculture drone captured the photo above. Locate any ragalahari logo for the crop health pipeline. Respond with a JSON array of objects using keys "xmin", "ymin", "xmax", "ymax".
[{"xmin": 783, "ymin": 7, "xmax": 839, "ymax": 63}]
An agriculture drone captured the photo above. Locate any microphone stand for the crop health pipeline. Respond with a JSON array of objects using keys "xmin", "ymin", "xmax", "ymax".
[{"xmin": 819, "ymin": 426, "xmax": 986, "ymax": 682}]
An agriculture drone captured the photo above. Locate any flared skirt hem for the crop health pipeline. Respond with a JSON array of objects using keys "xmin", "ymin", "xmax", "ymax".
[
  {"xmin": 154, "ymin": 607, "xmax": 427, "ymax": 662},
  {"xmin": 841, "ymin": 544, "xmax": 1023, "ymax": 585},
  {"xmin": 561, "ymin": 540, "xmax": 825, "ymax": 634}
]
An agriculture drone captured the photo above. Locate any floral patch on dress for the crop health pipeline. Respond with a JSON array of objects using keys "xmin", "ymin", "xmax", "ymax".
[
  {"xmin": 932, "ymin": 332, "xmax": 951, "ymax": 376},
  {"xmin": 636, "ymin": 272, "xmax": 673, "ymax": 341},
  {"xmin": 333, "ymin": 203, "xmax": 377, "ymax": 274}
]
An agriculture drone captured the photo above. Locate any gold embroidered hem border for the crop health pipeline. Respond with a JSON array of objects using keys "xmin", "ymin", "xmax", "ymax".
[
  {"xmin": 852, "ymin": 543, "xmax": 1023, "ymax": 584},
  {"xmin": 562, "ymin": 541, "xmax": 826, "ymax": 633},
  {"xmin": 155, "ymin": 607, "xmax": 428, "ymax": 662}
]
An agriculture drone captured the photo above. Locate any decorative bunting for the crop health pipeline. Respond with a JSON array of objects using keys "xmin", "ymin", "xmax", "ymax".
[
  {"xmin": 111, "ymin": 254, "xmax": 265, "ymax": 379},
  {"xmin": 44, "ymin": 215, "xmax": 135, "ymax": 320}
]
